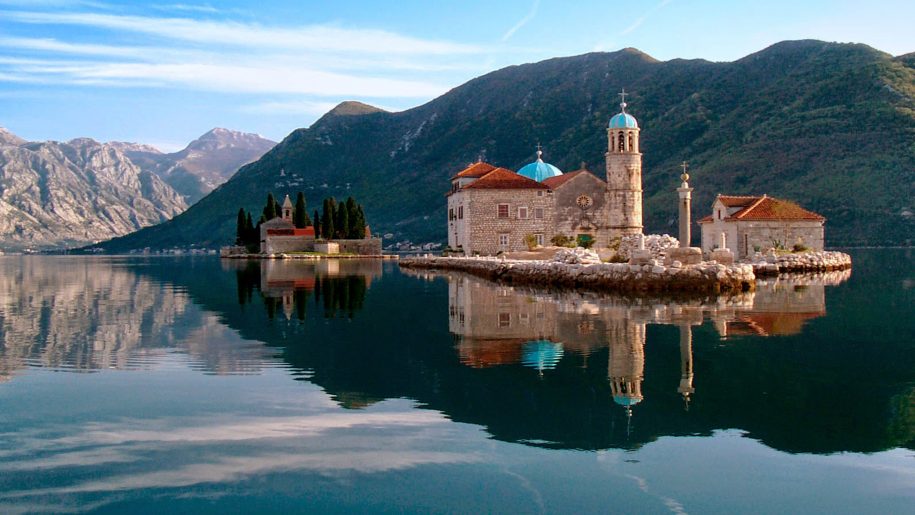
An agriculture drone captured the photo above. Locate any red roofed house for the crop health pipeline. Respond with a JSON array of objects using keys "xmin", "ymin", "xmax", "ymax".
[{"xmin": 698, "ymin": 194, "xmax": 826, "ymax": 259}]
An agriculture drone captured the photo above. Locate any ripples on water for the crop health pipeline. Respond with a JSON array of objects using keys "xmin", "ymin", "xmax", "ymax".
[{"xmin": 0, "ymin": 251, "xmax": 912, "ymax": 513}]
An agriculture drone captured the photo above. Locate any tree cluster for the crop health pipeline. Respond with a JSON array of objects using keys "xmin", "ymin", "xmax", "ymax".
[
  {"xmin": 314, "ymin": 196, "xmax": 367, "ymax": 240},
  {"xmin": 236, "ymin": 193, "xmax": 368, "ymax": 247}
]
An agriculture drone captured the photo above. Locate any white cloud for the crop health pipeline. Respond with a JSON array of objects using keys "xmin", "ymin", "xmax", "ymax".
[
  {"xmin": 2, "ymin": 10, "xmax": 482, "ymax": 55},
  {"xmin": 620, "ymin": 0, "xmax": 673, "ymax": 36},
  {"xmin": 0, "ymin": 8, "xmax": 484, "ymax": 104},
  {"xmin": 502, "ymin": 0, "xmax": 540, "ymax": 42}
]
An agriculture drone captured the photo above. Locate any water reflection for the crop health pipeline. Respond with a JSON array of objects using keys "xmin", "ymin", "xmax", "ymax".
[
  {"xmin": 1, "ymin": 255, "xmax": 912, "ymax": 456},
  {"xmin": 0, "ymin": 257, "xmax": 280, "ymax": 381},
  {"xmin": 228, "ymin": 259, "xmax": 377, "ymax": 320},
  {"xmin": 443, "ymin": 269, "xmax": 850, "ymax": 416}
]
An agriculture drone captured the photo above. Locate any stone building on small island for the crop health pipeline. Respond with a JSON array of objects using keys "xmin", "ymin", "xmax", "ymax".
[
  {"xmin": 698, "ymin": 195, "xmax": 825, "ymax": 259},
  {"xmin": 447, "ymin": 91, "xmax": 643, "ymax": 256}
]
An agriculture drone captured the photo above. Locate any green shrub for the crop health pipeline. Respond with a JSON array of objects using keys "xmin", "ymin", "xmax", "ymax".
[
  {"xmin": 524, "ymin": 234, "xmax": 539, "ymax": 250},
  {"xmin": 551, "ymin": 234, "xmax": 575, "ymax": 247}
]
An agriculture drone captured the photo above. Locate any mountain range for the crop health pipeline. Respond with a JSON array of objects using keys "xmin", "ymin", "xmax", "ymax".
[
  {"xmin": 0, "ymin": 128, "xmax": 274, "ymax": 251},
  {"xmin": 93, "ymin": 40, "xmax": 915, "ymax": 251}
]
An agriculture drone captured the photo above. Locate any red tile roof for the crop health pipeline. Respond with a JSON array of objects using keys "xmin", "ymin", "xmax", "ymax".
[
  {"xmin": 541, "ymin": 169, "xmax": 603, "ymax": 189},
  {"xmin": 463, "ymin": 167, "xmax": 549, "ymax": 190},
  {"xmin": 717, "ymin": 195, "xmax": 760, "ymax": 208},
  {"xmin": 699, "ymin": 195, "xmax": 825, "ymax": 223},
  {"xmin": 451, "ymin": 161, "xmax": 496, "ymax": 180},
  {"xmin": 266, "ymin": 226, "xmax": 316, "ymax": 237},
  {"xmin": 732, "ymin": 196, "xmax": 825, "ymax": 221}
]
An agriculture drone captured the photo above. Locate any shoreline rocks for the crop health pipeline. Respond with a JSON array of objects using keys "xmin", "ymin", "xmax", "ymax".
[
  {"xmin": 747, "ymin": 251, "xmax": 852, "ymax": 276},
  {"xmin": 400, "ymin": 256, "xmax": 756, "ymax": 296}
]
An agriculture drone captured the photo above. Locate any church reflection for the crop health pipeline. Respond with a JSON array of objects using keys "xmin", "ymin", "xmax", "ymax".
[
  {"xmin": 228, "ymin": 258, "xmax": 379, "ymax": 320},
  {"xmin": 443, "ymin": 268, "xmax": 850, "ymax": 419}
]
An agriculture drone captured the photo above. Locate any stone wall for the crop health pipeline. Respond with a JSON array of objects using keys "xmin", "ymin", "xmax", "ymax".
[
  {"xmin": 335, "ymin": 238, "xmax": 382, "ymax": 255},
  {"xmin": 464, "ymin": 189, "xmax": 553, "ymax": 255},
  {"xmin": 702, "ymin": 220, "xmax": 824, "ymax": 258},
  {"xmin": 551, "ymin": 172, "xmax": 612, "ymax": 248},
  {"xmin": 264, "ymin": 236, "xmax": 314, "ymax": 254}
]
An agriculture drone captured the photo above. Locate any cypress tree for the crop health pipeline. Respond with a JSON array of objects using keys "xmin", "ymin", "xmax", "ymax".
[
  {"xmin": 353, "ymin": 204, "xmax": 366, "ymax": 239},
  {"xmin": 263, "ymin": 193, "xmax": 277, "ymax": 220},
  {"xmin": 345, "ymin": 197, "xmax": 358, "ymax": 238},
  {"xmin": 313, "ymin": 210, "xmax": 321, "ymax": 238},
  {"xmin": 236, "ymin": 208, "xmax": 246, "ymax": 244},
  {"xmin": 322, "ymin": 198, "xmax": 335, "ymax": 239},
  {"xmin": 294, "ymin": 192, "xmax": 307, "ymax": 228},
  {"xmin": 245, "ymin": 212, "xmax": 254, "ymax": 245},
  {"xmin": 337, "ymin": 202, "xmax": 349, "ymax": 240}
]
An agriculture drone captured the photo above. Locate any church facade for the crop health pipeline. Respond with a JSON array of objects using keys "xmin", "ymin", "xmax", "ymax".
[{"xmin": 446, "ymin": 94, "xmax": 644, "ymax": 256}]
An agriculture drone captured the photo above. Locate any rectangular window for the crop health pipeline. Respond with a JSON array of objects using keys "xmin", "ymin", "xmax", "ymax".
[
  {"xmin": 498, "ymin": 312, "xmax": 511, "ymax": 327},
  {"xmin": 534, "ymin": 208, "xmax": 544, "ymax": 219},
  {"xmin": 497, "ymin": 204, "xmax": 509, "ymax": 218},
  {"xmin": 537, "ymin": 191, "xmax": 544, "ymax": 197},
  {"xmin": 518, "ymin": 206, "xmax": 529, "ymax": 219},
  {"xmin": 458, "ymin": 205, "xmax": 463, "ymax": 219},
  {"xmin": 535, "ymin": 234, "xmax": 544, "ymax": 246},
  {"xmin": 449, "ymin": 208, "xmax": 454, "ymax": 221},
  {"xmin": 499, "ymin": 234, "xmax": 509, "ymax": 247}
]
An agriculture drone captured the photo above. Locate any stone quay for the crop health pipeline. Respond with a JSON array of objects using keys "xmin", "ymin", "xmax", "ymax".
[{"xmin": 400, "ymin": 255, "xmax": 756, "ymax": 296}]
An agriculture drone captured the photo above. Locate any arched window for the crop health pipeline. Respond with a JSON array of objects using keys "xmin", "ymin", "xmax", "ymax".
[
  {"xmin": 628, "ymin": 132, "xmax": 634, "ymax": 151},
  {"xmin": 618, "ymin": 132, "xmax": 625, "ymax": 153}
]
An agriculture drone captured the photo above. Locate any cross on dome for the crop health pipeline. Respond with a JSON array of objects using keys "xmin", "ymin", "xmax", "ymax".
[{"xmin": 619, "ymin": 88, "xmax": 628, "ymax": 112}]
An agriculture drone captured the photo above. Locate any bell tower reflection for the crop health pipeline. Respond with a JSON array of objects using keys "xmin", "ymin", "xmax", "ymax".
[{"xmin": 607, "ymin": 320, "xmax": 646, "ymax": 418}]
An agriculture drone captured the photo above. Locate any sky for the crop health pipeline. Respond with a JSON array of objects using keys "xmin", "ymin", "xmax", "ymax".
[{"xmin": 1, "ymin": 0, "xmax": 913, "ymax": 151}]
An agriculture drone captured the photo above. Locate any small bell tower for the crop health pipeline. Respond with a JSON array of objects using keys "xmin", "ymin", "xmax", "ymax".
[{"xmin": 605, "ymin": 89, "xmax": 644, "ymax": 236}]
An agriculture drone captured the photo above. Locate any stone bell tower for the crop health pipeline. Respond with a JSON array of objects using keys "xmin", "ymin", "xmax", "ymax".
[{"xmin": 605, "ymin": 89, "xmax": 644, "ymax": 236}]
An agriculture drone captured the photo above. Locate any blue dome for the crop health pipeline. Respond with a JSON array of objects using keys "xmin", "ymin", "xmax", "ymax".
[
  {"xmin": 609, "ymin": 112, "xmax": 638, "ymax": 129},
  {"xmin": 518, "ymin": 150, "xmax": 562, "ymax": 182},
  {"xmin": 613, "ymin": 395, "xmax": 643, "ymax": 407},
  {"xmin": 521, "ymin": 340, "xmax": 564, "ymax": 372}
]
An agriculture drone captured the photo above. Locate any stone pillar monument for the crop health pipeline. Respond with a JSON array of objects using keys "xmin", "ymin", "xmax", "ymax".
[{"xmin": 677, "ymin": 161, "xmax": 693, "ymax": 247}]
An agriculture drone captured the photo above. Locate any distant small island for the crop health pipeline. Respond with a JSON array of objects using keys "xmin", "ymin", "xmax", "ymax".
[{"xmin": 223, "ymin": 190, "xmax": 384, "ymax": 258}]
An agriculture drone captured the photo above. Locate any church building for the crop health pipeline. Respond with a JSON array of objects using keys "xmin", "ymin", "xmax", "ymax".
[{"xmin": 446, "ymin": 92, "xmax": 643, "ymax": 256}]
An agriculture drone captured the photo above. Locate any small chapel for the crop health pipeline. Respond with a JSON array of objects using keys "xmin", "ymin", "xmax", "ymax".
[{"xmin": 447, "ymin": 92, "xmax": 644, "ymax": 256}]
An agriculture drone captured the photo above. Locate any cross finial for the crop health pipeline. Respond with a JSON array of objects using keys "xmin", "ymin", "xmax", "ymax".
[
  {"xmin": 536, "ymin": 142, "xmax": 543, "ymax": 161},
  {"xmin": 680, "ymin": 161, "xmax": 690, "ymax": 183},
  {"xmin": 619, "ymin": 88, "xmax": 628, "ymax": 112}
]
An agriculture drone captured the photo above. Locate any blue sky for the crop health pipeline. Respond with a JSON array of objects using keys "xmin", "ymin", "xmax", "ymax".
[{"xmin": 1, "ymin": 0, "xmax": 913, "ymax": 150}]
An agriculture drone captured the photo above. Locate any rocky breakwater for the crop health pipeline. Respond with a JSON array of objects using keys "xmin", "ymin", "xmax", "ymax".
[
  {"xmin": 401, "ymin": 249, "xmax": 755, "ymax": 296},
  {"xmin": 748, "ymin": 250, "xmax": 852, "ymax": 276}
]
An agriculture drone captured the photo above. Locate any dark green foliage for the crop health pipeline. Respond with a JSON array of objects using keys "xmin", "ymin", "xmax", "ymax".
[
  {"xmin": 337, "ymin": 202, "xmax": 349, "ymax": 239},
  {"xmin": 263, "ymin": 193, "xmax": 277, "ymax": 221},
  {"xmin": 235, "ymin": 208, "xmax": 246, "ymax": 245},
  {"xmin": 321, "ymin": 198, "xmax": 335, "ymax": 240},
  {"xmin": 352, "ymin": 204, "xmax": 367, "ymax": 239},
  {"xmin": 294, "ymin": 192, "xmax": 309, "ymax": 228},
  {"xmin": 313, "ymin": 210, "xmax": 321, "ymax": 238},
  {"xmin": 95, "ymin": 41, "xmax": 915, "ymax": 252}
]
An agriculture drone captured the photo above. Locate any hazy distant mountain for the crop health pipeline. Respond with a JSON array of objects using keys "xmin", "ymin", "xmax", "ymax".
[
  {"xmin": 117, "ymin": 128, "xmax": 276, "ymax": 204},
  {"xmin": 96, "ymin": 40, "xmax": 915, "ymax": 251},
  {"xmin": 0, "ymin": 132, "xmax": 187, "ymax": 251}
]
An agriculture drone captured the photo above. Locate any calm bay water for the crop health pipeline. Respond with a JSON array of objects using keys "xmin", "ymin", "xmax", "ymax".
[{"xmin": 0, "ymin": 250, "xmax": 913, "ymax": 513}]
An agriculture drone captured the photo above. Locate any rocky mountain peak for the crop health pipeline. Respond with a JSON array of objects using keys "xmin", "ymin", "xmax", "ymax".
[
  {"xmin": 109, "ymin": 141, "xmax": 163, "ymax": 154},
  {"xmin": 0, "ymin": 127, "xmax": 27, "ymax": 147}
]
